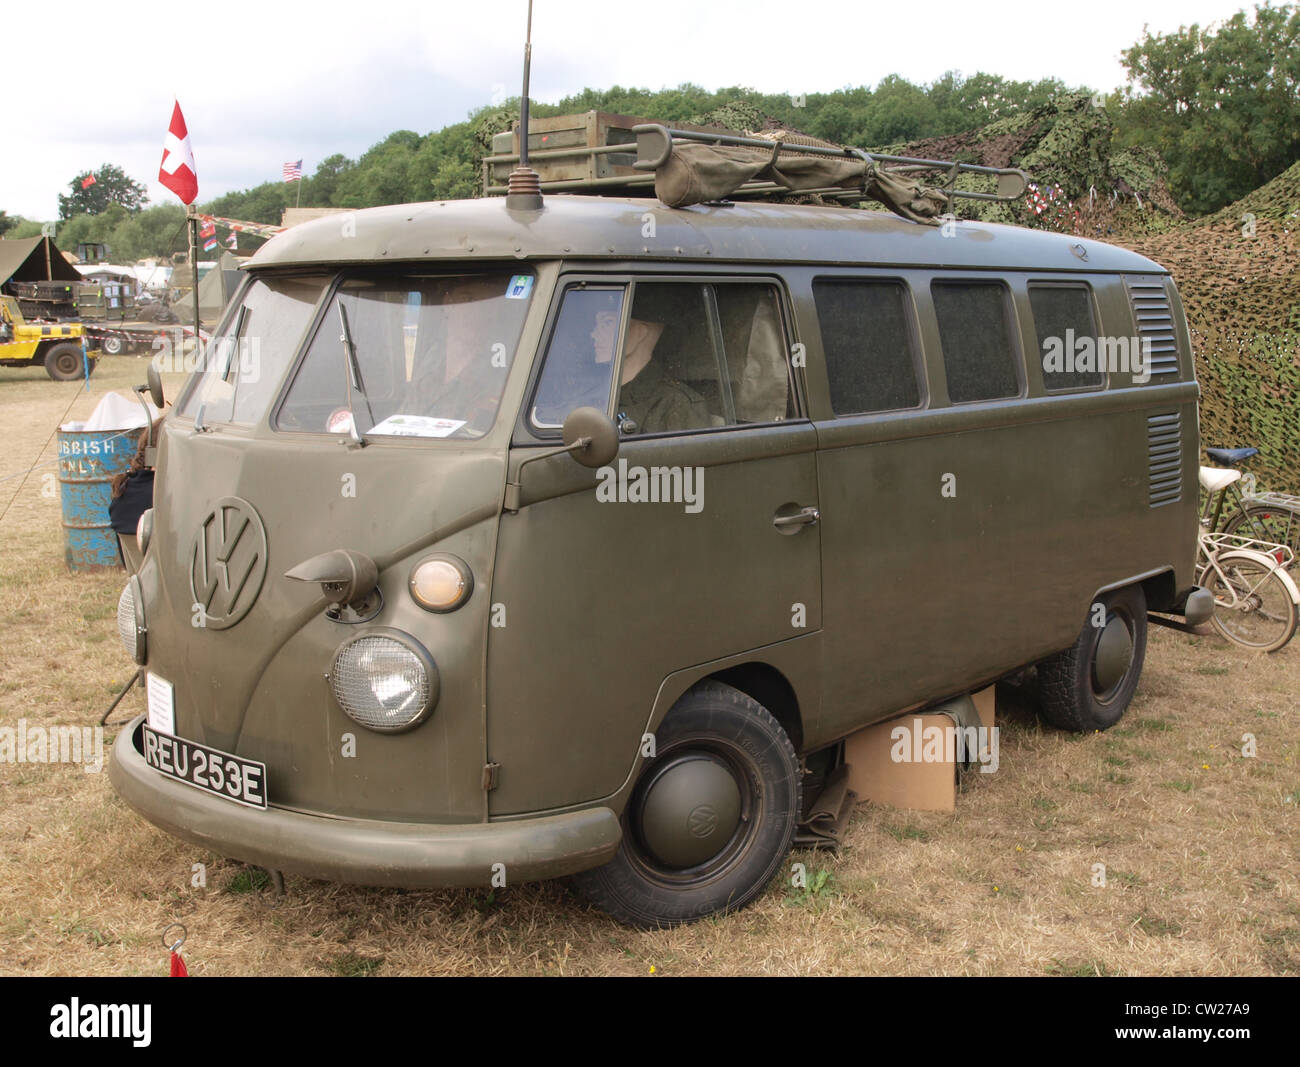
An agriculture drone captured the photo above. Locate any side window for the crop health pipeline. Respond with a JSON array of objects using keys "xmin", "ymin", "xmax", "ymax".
[
  {"xmin": 533, "ymin": 280, "xmax": 793, "ymax": 437},
  {"xmin": 616, "ymin": 283, "xmax": 721, "ymax": 436},
  {"xmin": 813, "ymin": 279, "xmax": 920, "ymax": 414},
  {"xmin": 531, "ymin": 287, "xmax": 623, "ymax": 430},
  {"xmin": 615, "ymin": 281, "xmax": 792, "ymax": 436},
  {"xmin": 714, "ymin": 285, "xmax": 794, "ymax": 424},
  {"xmin": 931, "ymin": 281, "xmax": 1020, "ymax": 403},
  {"xmin": 1028, "ymin": 284, "xmax": 1104, "ymax": 392}
]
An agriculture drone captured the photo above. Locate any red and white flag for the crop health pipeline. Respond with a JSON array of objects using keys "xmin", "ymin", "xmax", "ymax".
[{"xmin": 158, "ymin": 100, "xmax": 198, "ymax": 205}]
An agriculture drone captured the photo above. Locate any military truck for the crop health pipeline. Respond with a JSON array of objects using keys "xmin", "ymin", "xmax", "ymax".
[
  {"xmin": 0, "ymin": 295, "xmax": 95, "ymax": 380},
  {"xmin": 108, "ymin": 117, "xmax": 1209, "ymax": 929}
]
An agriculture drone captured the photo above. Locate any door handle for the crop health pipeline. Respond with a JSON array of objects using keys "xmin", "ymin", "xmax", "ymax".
[{"xmin": 772, "ymin": 506, "xmax": 820, "ymax": 529}]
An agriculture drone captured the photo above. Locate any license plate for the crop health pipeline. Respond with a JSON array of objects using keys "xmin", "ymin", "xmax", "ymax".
[{"xmin": 141, "ymin": 725, "xmax": 268, "ymax": 809}]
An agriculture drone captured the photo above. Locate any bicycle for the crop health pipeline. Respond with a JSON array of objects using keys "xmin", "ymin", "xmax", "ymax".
[
  {"xmin": 1203, "ymin": 446, "xmax": 1300, "ymax": 569},
  {"xmin": 1196, "ymin": 464, "xmax": 1300, "ymax": 652}
]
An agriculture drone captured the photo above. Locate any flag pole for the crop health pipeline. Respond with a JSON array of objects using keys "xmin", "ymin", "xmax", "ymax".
[
  {"xmin": 188, "ymin": 204, "xmax": 201, "ymax": 348},
  {"xmin": 296, "ymin": 176, "xmax": 302, "ymax": 209}
]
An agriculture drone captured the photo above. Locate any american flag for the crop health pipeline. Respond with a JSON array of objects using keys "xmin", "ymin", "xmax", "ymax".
[{"xmin": 283, "ymin": 159, "xmax": 303, "ymax": 182}]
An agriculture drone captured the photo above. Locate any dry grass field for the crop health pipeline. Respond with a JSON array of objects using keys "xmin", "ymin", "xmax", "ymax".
[{"xmin": 1, "ymin": 358, "xmax": 1296, "ymax": 976}]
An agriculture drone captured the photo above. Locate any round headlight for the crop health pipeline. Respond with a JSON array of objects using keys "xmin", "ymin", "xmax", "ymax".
[
  {"xmin": 409, "ymin": 554, "xmax": 473, "ymax": 613},
  {"xmin": 136, "ymin": 508, "xmax": 153, "ymax": 554},
  {"xmin": 117, "ymin": 576, "xmax": 147, "ymax": 665},
  {"xmin": 330, "ymin": 631, "xmax": 438, "ymax": 733}
]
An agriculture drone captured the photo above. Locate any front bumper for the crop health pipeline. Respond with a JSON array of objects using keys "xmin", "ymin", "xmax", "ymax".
[{"xmin": 109, "ymin": 716, "xmax": 622, "ymax": 888}]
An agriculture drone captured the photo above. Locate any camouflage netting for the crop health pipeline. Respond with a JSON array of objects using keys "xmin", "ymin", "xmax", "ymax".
[
  {"xmin": 1127, "ymin": 162, "xmax": 1300, "ymax": 491},
  {"xmin": 877, "ymin": 93, "xmax": 1183, "ymax": 238}
]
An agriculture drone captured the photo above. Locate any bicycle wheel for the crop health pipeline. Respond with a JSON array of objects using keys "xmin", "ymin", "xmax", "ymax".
[
  {"xmin": 1224, "ymin": 505, "xmax": 1300, "ymax": 566},
  {"xmin": 1206, "ymin": 552, "xmax": 1298, "ymax": 652}
]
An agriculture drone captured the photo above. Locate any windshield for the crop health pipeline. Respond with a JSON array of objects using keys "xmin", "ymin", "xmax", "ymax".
[
  {"xmin": 278, "ymin": 272, "xmax": 535, "ymax": 439},
  {"xmin": 177, "ymin": 275, "xmax": 327, "ymax": 425}
]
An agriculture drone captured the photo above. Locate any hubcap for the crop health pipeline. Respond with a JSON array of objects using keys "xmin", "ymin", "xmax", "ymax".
[
  {"xmin": 635, "ymin": 754, "xmax": 743, "ymax": 869},
  {"xmin": 1092, "ymin": 614, "xmax": 1134, "ymax": 696}
]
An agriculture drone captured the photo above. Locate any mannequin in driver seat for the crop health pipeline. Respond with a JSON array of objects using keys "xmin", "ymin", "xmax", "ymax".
[{"xmin": 614, "ymin": 317, "xmax": 712, "ymax": 435}]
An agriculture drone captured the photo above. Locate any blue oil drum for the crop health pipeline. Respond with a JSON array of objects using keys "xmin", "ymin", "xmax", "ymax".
[{"xmin": 57, "ymin": 427, "xmax": 138, "ymax": 571}]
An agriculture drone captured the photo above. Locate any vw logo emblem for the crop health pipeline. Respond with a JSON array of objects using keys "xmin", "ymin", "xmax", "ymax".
[
  {"xmin": 688, "ymin": 805, "xmax": 717, "ymax": 838},
  {"xmin": 189, "ymin": 497, "xmax": 268, "ymax": 630}
]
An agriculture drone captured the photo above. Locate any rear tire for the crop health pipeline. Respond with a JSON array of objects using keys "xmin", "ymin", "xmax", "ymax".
[
  {"xmin": 44, "ymin": 342, "xmax": 87, "ymax": 381},
  {"xmin": 572, "ymin": 681, "xmax": 801, "ymax": 928},
  {"xmin": 1225, "ymin": 505, "xmax": 1300, "ymax": 568},
  {"xmin": 1206, "ymin": 552, "xmax": 1298, "ymax": 652},
  {"xmin": 1038, "ymin": 584, "xmax": 1148, "ymax": 732}
]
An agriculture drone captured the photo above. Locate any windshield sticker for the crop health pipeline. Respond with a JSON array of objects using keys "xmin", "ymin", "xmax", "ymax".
[
  {"xmin": 326, "ymin": 409, "xmax": 355, "ymax": 434},
  {"xmin": 505, "ymin": 275, "xmax": 534, "ymax": 300},
  {"xmin": 369, "ymin": 414, "xmax": 468, "ymax": 438}
]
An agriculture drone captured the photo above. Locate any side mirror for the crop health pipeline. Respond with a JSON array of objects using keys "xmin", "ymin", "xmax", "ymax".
[
  {"xmin": 562, "ymin": 406, "xmax": 619, "ymax": 469},
  {"xmin": 146, "ymin": 361, "xmax": 164, "ymax": 410}
]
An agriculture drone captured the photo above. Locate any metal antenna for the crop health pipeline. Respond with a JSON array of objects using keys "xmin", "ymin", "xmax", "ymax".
[
  {"xmin": 505, "ymin": 0, "xmax": 543, "ymax": 210},
  {"xmin": 519, "ymin": 0, "xmax": 532, "ymax": 170}
]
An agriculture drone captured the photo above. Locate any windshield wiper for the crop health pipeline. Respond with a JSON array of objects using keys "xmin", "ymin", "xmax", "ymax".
[{"xmin": 337, "ymin": 302, "xmax": 376, "ymax": 445}]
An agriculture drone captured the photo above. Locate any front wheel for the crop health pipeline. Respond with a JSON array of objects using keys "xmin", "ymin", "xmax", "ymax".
[
  {"xmin": 99, "ymin": 333, "xmax": 126, "ymax": 356},
  {"xmin": 1037, "ymin": 584, "xmax": 1148, "ymax": 732},
  {"xmin": 571, "ymin": 681, "xmax": 801, "ymax": 928},
  {"xmin": 1206, "ymin": 552, "xmax": 1298, "ymax": 652},
  {"xmin": 44, "ymin": 342, "xmax": 89, "ymax": 381}
]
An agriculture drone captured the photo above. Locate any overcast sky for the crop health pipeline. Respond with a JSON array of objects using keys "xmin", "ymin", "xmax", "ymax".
[{"xmin": 3, "ymin": 0, "xmax": 1262, "ymax": 220}]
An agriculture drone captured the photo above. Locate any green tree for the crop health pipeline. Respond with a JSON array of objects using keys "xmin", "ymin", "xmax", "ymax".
[
  {"xmin": 1116, "ymin": 3, "xmax": 1300, "ymax": 214},
  {"xmin": 57, "ymin": 164, "xmax": 148, "ymax": 220},
  {"xmin": 0, "ymin": 211, "xmax": 16, "ymax": 237},
  {"xmin": 8, "ymin": 218, "xmax": 46, "ymax": 239}
]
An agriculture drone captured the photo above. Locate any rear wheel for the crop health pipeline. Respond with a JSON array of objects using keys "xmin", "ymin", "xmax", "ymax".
[
  {"xmin": 44, "ymin": 342, "xmax": 88, "ymax": 381},
  {"xmin": 571, "ymin": 681, "xmax": 801, "ymax": 928},
  {"xmin": 1206, "ymin": 552, "xmax": 1297, "ymax": 652},
  {"xmin": 1038, "ymin": 584, "xmax": 1148, "ymax": 732},
  {"xmin": 1225, "ymin": 505, "xmax": 1300, "ymax": 568}
]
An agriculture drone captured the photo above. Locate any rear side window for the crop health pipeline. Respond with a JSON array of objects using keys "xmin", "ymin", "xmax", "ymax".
[
  {"xmin": 931, "ymin": 281, "xmax": 1019, "ymax": 403},
  {"xmin": 1028, "ymin": 284, "xmax": 1104, "ymax": 392},
  {"xmin": 813, "ymin": 279, "xmax": 920, "ymax": 414}
]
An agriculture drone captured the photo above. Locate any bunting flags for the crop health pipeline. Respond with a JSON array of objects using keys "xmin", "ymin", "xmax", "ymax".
[{"xmin": 198, "ymin": 214, "xmax": 287, "ymax": 239}]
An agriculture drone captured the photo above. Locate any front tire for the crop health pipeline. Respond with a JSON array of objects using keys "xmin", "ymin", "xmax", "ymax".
[
  {"xmin": 44, "ymin": 342, "xmax": 88, "ymax": 381},
  {"xmin": 1038, "ymin": 584, "xmax": 1148, "ymax": 732},
  {"xmin": 572, "ymin": 681, "xmax": 801, "ymax": 928}
]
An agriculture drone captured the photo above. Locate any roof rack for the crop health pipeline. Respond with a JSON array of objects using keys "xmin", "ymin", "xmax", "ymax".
[
  {"xmin": 482, "ymin": 111, "xmax": 1028, "ymax": 217},
  {"xmin": 631, "ymin": 124, "xmax": 1029, "ymax": 207}
]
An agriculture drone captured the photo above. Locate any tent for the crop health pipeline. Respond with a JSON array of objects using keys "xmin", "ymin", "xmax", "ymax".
[
  {"xmin": 0, "ymin": 236, "xmax": 83, "ymax": 288},
  {"xmin": 197, "ymin": 251, "xmax": 244, "ymax": 321}
]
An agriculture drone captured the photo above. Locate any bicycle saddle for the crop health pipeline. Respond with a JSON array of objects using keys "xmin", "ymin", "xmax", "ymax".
[
  {"xmin": 1199, "ymin": 466, "xmax": 1241, "ymax": 492},
  {"xmin": 1206, "ymin": 447, "xmax": 1258, "ymax": 466}
]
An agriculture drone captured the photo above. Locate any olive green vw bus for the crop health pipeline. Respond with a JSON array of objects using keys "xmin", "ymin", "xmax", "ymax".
[{"xmin": 109, "ymin": 123, "xmax": 1209, "ymax": 927}]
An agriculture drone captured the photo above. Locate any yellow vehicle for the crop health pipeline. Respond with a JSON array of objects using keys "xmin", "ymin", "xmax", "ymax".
[{"xmin": 0, "ymin": 295, "xmax": 95, "ymax": 380}]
